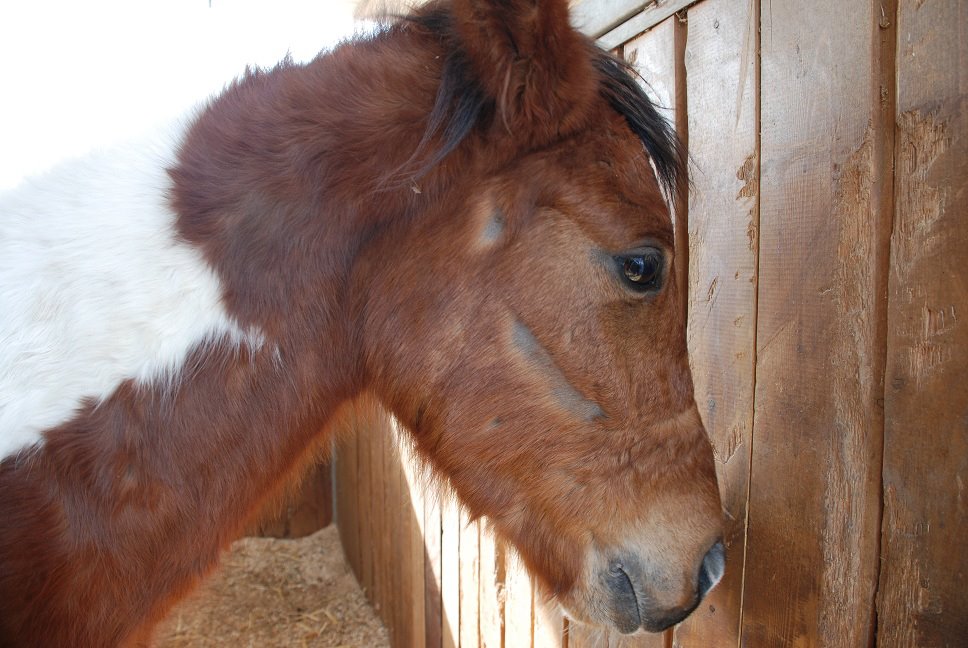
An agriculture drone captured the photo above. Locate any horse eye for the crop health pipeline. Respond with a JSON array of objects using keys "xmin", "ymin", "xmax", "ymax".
[{"xmin": 617, "ymin": 249, "xmax": 664, "ymax": 292}]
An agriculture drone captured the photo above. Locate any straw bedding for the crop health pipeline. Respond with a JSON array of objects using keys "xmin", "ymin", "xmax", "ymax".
[{"xmin": 156, "ymin": 527, "xmax": 389, "ymax": 647}]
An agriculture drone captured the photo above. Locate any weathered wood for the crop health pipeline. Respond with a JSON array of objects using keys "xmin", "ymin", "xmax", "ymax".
[
  {"xmin": 503, "ymin": 555, "xmax": 533, "ymax": 648},
  {"xmin": 424, "ymin": 489, "xmax": 444, "ymax": 648},
  {"xmin": 403, "ymin": 437, "xmax": 428, "ymax": 647},
  {"xmin": 596, "ymin": 0, "xmax": 700, "ymax": 50},
  {"xmin": 624, "ymin": 18, "xmax": 677, "ymax": 152},
  {"xmin": 672, "ymin": 10, "xmax": 689, "ymax": 325},
  {"xmin": 459, "ymin": 512, "xmax": 482, "ymax": 648},
  {"xmin": 250, "ymin": 459, "xmax": 332, "ymax": 538},
  {"xmin": 674, "ymin": 0, "xmax": 758, "ymax": 645},
  {"xmin": 441, "ymin": 496, "xmax": 461, "ymax": 648},
  {"xmin": 358, "ymin": 409, "xmax": 376, "ymax": 603},
  {"xmin": 334, "ymin": 423, "xmax": 361, "ymax": 578},
  {"xmin": 373, "ymin": 414, "xmax": 388, "ymax": 624},
  {"xmin": 532, "ymin": 597, "xmax": 563, "ymax": 648},
  {"xmin": 570, "ymin": 0, "xmax": 650, "ymax": 39},
  {"xmin": 478, "ymin": 525, "xmax": 504, "ymax": 648},
  {"xmin": 614, "ymin": 633, "xmax": 665, "ymax": 647},
  {"xmin": 878, "ymin": 1, "xmax": 968, "ymax": 645},
  {"xmin": 395, "ymin": 430, "xmax": 411, "ymax": 648},
  {"xmin": 742, "ymin": 0, "xmax": 887, "ymax": 644}
]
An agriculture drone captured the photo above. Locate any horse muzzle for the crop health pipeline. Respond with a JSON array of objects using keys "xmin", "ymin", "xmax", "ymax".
[{"xmin": 601, "ymin": 539, "xmax": 725, "ymax": 633}]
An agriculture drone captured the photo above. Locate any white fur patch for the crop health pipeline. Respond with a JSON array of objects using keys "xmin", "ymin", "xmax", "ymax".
[{"xmin": 0, "ymin": 116, "xmax": 262, "ymax": 460}]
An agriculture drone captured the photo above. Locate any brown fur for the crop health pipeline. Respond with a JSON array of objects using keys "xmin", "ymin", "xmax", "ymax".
[{"xmin": 0, "ymin": 1, "xmax": 721, "ymax": 644}]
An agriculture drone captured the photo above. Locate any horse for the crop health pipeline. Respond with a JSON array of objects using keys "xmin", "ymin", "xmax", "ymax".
[{"xmin": 0, "ymin": 0, "xmax": 725, "ymax": 644}]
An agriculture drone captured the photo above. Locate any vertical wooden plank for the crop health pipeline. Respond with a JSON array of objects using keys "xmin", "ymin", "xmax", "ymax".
[
  {"xmin": 395, "ymin": 431, "xmax": 415, "ymax": 648},
  {"xmin": 878, "ymin": 1, "xmax": 968, "ymax": 645},
  {"xmin": 614, "ymin": 634, "xmax": 664, "ymax": 648},
  {"xmin": 672, "ymin": 9, "xmax": 690, "ymax": 325},
  {"xmin": 385, "ymin": 426, "xmax": 404, "ymax": 647},
  {"xmin": 625, "ymin": 18, "xmax": 676, "ymax": 140},
  {"xmin": 743, "ymin": 0, "xmax": 886, "ymax": 645},
  {"xmin": 441, "ymin": 496, "xmax": 461, "ymax": 648},
  {"xmin": 404, "ymin": 435, "xmax": 428, "ymax": 647},
  {"xmin": 335, "ymin": 425, "xmax": 362, "ymax": 579},
  {"xmin": 459, "ymin": 512, "xmax": 482, "ymax": 648},
  {"xmin": 369, "ymin": 413, "xmax": 384, "ymax": 619},
  {"xmin": 425, "ymin": 489, "xmax": 444, "ymax": 648},
  {"xmin": 532, "ymin": 597, "xmax": 563, "ymax": 648},
  {"xmin": 503, "ymin": 555, "xmax": 533, "ymax": 648},
  {"xmin": 377, "ymin": 413, "xmax": 396, "ymax": 644},
  {"xmin": 358, "ymin": 409, "xmax": 376, "ymax": 603},
  {"xmin": 251, "ymin": 460, "xmax": 332, "ymax": 538},
  {"xmin": 479, "ymin": 524, "xmax": 504, "ymax": 648},
  {"xmin": 621, "ymin": 17, "xmax": 681, "ymax": 648},
  {"xmin": 289, "ymin": 461, "xmax": 331, "ymax": 535},
  {"xmin": 676, "ymin": 0, "xmax": 758, "ymax": 645}
]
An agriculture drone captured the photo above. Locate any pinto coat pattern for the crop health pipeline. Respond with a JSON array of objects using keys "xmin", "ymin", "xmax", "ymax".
[{"xmin": 0, "ymin": 1, "xmax": 724, "ymax": 645}]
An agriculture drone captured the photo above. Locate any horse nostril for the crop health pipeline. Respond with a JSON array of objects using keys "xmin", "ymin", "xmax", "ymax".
[
  {"xmin": 604, "ymin": 559, "xmax": 641, "ymax": 634},
  {"xmin": 698, "ymin": 541, "xmax": 726, "ymax": 600}
]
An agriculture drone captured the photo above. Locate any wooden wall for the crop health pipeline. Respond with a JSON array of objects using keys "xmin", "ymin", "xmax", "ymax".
[
  {"xmin": 334, "ymin": 1, "xmax": 967, "ymax": 645},
  {"xmin": 249, "ymin": 462, "xmax": 332, "ymax": 539}
]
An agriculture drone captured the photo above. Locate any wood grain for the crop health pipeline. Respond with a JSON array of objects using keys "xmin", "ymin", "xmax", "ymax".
[
  {"xmin": 424, "ymin": 488, "xmax": 444, "ymax": 648},
  {"xmin": 877, "ymin": 1, "xmax": 968, "ymax": 645},
  {"xmin": 532, "ymin": 597, "xmax": 564, "ymax": 648},
  {"xmin": 674, "ymin": 0, "xmax": 758, "ymax": 645},
  {"xmin": 742, "ymin": 0, "xmax": 887, "ymax": 644},
  {"xmin": 375, "ymin": 414, "xmax": 389, "ymax": 625},
  {"xmin": 503, "ymin": 555, "xmax": 533, "ymax": 648},
  {"xmin": 596, "ymin": 0, "xmax": 701, "ymax": 50},
  {"xmin": 250, "ymin": 460, "xmax": 333, "ymax": 538},
  {"xmin": 478, "ymin": 525, "xmax": 504, "ymax": 648},
  {"xmin": 359, "ymin": 409, "xmax": 376, "ymax": 604},
  {"xmin": 403, "ymin": 437, "xmax": 428, "ymax": 647},
  {"xmin": 334, "ymin": 416, "xmax": 361, "ymax": 577},
  {"xmin": 459, "ymin": 512, "xmax": 482, "ymax": 648},
  {"xmin": 570, "ymin": 0, "xmax": 649, "ymax": 38},
  {"xmin": 441, "ymin": 496, "xmax": 461, "ymax": 648}
]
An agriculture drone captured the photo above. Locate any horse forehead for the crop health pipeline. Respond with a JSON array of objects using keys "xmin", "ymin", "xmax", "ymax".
[
  {"xmin": 524, "ymin": 123, "xmax": 668, "ymax": 214},
  {"xmin": 520, "ymin": 150, "xmax": 671, "ymax": 246}
]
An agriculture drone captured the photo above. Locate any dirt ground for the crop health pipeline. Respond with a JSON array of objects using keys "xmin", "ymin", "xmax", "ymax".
[{"xmin": 156, "ymin": 527, "xmax": 389, "ymax": 648}]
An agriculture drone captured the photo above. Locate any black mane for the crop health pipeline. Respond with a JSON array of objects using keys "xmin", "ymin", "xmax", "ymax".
[
  {"xmin": 399, "ymin": 9, "xmax": 685, "ymax": 200},
  {"xmin": 593, "ymin": 52, "xmax": 685, "ymax": 202}
]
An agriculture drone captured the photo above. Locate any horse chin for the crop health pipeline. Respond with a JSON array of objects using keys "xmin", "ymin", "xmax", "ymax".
[{"xmin": 555, "ymin": 581, "xmax": 676, "ymax": 637}]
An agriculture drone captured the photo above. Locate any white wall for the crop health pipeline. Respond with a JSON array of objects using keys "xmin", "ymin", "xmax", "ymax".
[{"xmin": 0, "ymin": 0, "xmax": 369, "ymax": 190}]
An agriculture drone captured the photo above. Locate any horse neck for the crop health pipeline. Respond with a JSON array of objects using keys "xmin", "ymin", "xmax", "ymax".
[{"xmin": 0, "ymin": 59, "xmax": 388, "ymax": 646}]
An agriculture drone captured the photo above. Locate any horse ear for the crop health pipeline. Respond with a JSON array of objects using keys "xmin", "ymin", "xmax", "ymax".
[{"xmin": 451, "ymin": 0, "xmax": 597, "ymax": 143}]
